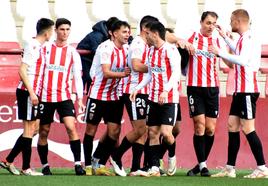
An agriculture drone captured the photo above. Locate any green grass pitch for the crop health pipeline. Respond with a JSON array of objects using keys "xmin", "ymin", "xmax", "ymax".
[{"xmin": 1, "ymin": 169, "xmax": 268, "ymax": 186}]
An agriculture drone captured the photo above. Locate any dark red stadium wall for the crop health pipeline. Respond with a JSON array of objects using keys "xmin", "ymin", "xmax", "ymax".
[{"xmin": 1, "ymin": 95, "xmax": 268, "ymax": 169}]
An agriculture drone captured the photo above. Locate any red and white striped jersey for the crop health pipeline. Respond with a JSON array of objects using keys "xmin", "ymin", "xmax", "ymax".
[
  {"xmin": 17, "ymin": 38, "xmax": 45, "ymax": 96},
  {"xmin": 89, "ymin": 39, "xmax": 128, "ymax": 101},
  {"xmin": 124, "ymin": 36, "xmax": 149, "ymax": 94},
  {"xmin": 186, "ymin": 32, "xmax": 221, "ymax": 87},
  {"xmin": 234, "ymin": 31, "xmax": 260, "ymax": 93},
  {"xmin": 40, "ymin": 42, "xmax": 83, "ymax": 102},
  {"xmin": 146, "ymin": 42, "xmax": 181, "ymax": 103}
]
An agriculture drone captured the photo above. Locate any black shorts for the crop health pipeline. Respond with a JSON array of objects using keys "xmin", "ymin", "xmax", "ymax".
[
  {"xmin": 84, "ymin": 97, "xmax": 124, "ymax": 125},
  {"xmin": 146, "ymin": 100, "xmax": 178, "ymax": 126},
  {"xmin": 123, "ymin": 93, "xmax": 148, "ymax": 121},
  {"xmin": 39, "ymin": 100, "xmax": 76, "ymax": 125},
  {"xmin": 229, "ymin": 93, "xmax": 259, "ymax": 119},
  {"xmin": 176, "ymin": 103, "xmax": 182, "ymax": 122},
  {"xmin": 16, "ymin": 89, "xmax": 39, "ymax": 121},
  {"xmin": 187, "ymin": 86, "xmax": 219, "ymax": 118}
]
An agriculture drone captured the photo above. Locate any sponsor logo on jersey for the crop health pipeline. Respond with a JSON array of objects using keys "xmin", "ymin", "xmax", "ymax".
[
  {"xmin": 46, "ymin": 64, "xmax": 66, "ymax": 72},
  {"xmin": 111, "ymin": 67, "xmax": 125, "ymax": 72},
  {"xmin": 151, "ymin": 66, "xmax": 165, "ymax": 73},
  {"xmin": 195, "ymin": 49, "xmax": 215, "ymax": 59}
]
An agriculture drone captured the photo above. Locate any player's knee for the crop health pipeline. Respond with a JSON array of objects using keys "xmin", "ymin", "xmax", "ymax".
[
  {"xmin": 162, "ymin": 133, "xmax": 174, "ymax": 145},
  {"xmin": 135, "ymin": 125, "xmax": 147, "ymax": 137},
  {"xmin": 85, "ymin": 125, "xmax": 97, "ymax": 136},
  {"xmin": 194, "ymin": 124, "xmax": 205, "ymax": 135},
  {"xmin": 205, "ymin": 127, "xmax": 215, "ymax": 136},
  {"xmin": 172, "ymin": 126, "xmax": 180, "ymax": 137},
  {"xmin": 108, "ymin": 129, "xmax": 120, "ymax": 140},
  {"xmin": 39, "ymin": 127, "xmax": 49, "ymax": 138}
]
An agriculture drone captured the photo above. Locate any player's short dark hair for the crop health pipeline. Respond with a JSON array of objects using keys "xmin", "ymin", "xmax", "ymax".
[
  {"xmin": 146, "ymin": 21, "xmax": 166, "ymax": 41},
  {"xmin": 36, "ymin": 18, "xmax": 54, "ymax": 35},
  {"xmin": 110, "ymin": 20, "xmax": 130, "ymax": 33},
  {"xmin": 55, "ymin": 18, "xmax": 71, "ymax": 29},
  {"xmin": 106, "ymin": 17, "xmax": 119, "ymax": 31},
  {"xmin": 201, "ymin": 11, "xmax": 218, "ymax": 22},
  {"xmin": 165, "ymin": 28, "xmax": 174, "ymax": 33},
  {"xmin": 140, "ymin": 15, "xmax": 159, "ymax": 31}
]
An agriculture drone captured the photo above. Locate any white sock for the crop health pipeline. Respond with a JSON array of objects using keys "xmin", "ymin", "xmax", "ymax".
[
  {"xmin": 75, "ymin": 161, "xmax": 81, "ymax": 166},
  {"xmin": 199, "ymin": 162, "xmax": 207, "ymax": 170},
  {"xmin": 226, "ymin": 165, "xmax": 234, "ymax": 170},
  {"xmin": 42, "ymin": 163, "xmax": 49, "ymax": 168},
  {"xmin": 258, "ymin": 165, "xmax": 268, "ymax": 171}
]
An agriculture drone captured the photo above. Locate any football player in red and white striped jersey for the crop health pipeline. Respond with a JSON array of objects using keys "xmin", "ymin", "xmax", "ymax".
[
  {"xmin": 110, "ymin": 16, "xmax": 159, "ymax": 177},
  {"xmin": 0, "ymin": 18, "xmax": 54, "ymax": 176},
  {"xmin": 209, "ymin": 9, "xmax": 268, "ymax": 178},
  {"xmin": 185, "ymin": 11, "xmax": 222, "ymax": 177},
  {"xmin": 130, "ymin": 21, "xmax": 181, "ymax": 176},
  {"xmin": 83, "ymin": 20, "xmax": 131, "ymax": 176},
  {"xmin": 37, "ymin": 18, "xmax": 85, "ymax": 176}
]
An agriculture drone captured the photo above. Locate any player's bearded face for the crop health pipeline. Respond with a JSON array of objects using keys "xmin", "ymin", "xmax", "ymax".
[
  {"xmin": 230, "ymin": 15, "xmax": 239, "ymax": 32},
  {"xmin": 145, "ymin": 30, "xmax": 154, "ymax": 46}
]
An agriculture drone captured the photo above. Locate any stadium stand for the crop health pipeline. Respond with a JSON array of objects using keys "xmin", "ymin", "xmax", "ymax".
[
  {"xmin": 54, "ymin": 0, "xmax": 92, "ymax": 43},
  {"xmin": 242, "ymin": 0, "xmax": 268, "ymax": 44},
  {"xmin": 91, "ymin": 0, "xmax": 127, "ymax": 21},
  {"xmin": 172, "ymin": 0, "xmax": 200, "ymax": 39},
  {"xmin": 129, "ymin": 0, "xmax": 167, "ymax": 32},
  {"xmin": 0, "ymin": 0, "xmax": 18, "ymax": 42}
]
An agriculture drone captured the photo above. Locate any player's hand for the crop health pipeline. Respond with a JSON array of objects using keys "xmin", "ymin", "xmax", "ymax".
[
  {"xmin": 208, "ymin": 45, "xmax": 219, "ymax": 56},
  {"xmin": 215, "ymin": 25, "xmax": 227, "ymax": 38},
  {"xmin": 159, "ymin": 91, "xmax": 168, "ymax": 105},
  {"xmin": 184, "ymin": 42, "xmax": 195, "ymax": 55},
  {"xmin": 129, "ymin": 90, "xmax": 138, "ymax": 102},
  {"xmin": 30, "ymin": 93, "xmax": 39, "ymax": 106},
  {"xmin": 78, "ymin": 99, "xmax": 86, "ymax": 113},
  {"xmin": 124, "ymin": 67, "xmax": 131, "ymax": 77}
]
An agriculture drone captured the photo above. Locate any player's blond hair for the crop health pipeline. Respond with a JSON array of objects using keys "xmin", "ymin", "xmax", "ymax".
[{"xmin": 232, "ymin": 9, "xmax": 250, "ymax": 23}]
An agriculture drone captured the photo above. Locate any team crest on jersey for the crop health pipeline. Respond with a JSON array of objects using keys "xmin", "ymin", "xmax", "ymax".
[
  {"xmin": 139, "ymin": 108, "xmax": 144, "ymax": 116},
  {"xmin": 191, "ymin": 105, "xmax": 195, "ymax": 113},
  {"xmin": 89, "ymin": 113, "xmax": 94, "ymax": 120}
]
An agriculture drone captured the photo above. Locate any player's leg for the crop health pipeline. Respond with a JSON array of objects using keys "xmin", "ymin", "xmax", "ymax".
[
  {"xmin": 159, "ymin": 103, "xmax": 178, "ymax": 176},
  {"xmin": 93, "ymin": 100, "xmax": 122, "ymax": 176},
  {"xmin": 112, "ymin": 94, "xmax": 147, "ymax": 176},
  {"xmin": 146, "ymin": 101, "xmax": 161, "ymax": 177},
  {"xmin": 204, "ymin": 87, "xmax": 219, "ymax": 162},
  {"xmin": 37, "ymin": 102, "xmax": 55, "ymax": 175},
  {"xmin": 21, "ymin": 119, "xmax": 43, "ymax": 176},
  {"xmin": 129, "ymin": 131, "xmax": 148, "ymax": 176},
  {"xmin": 59, "ymin": 100, "xmax": 85, "ymax": 175},
  {"xmin": 240, "ymin": 93, "xmax": 268, "ymax": 178},
  {"xmin": 159, "ymin": 104, "xmax": 181, "ymax": 175},
  {"xmin": 212, "ymin": 93, "xmax": 241, "ymax": 178},
  {"xmin": 186, "ymin": 87, "xmax": 208, "ymax": 176},
  {"xmin": 83, "ymin": 98, "xmax": 103, "ymax": 175}
]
